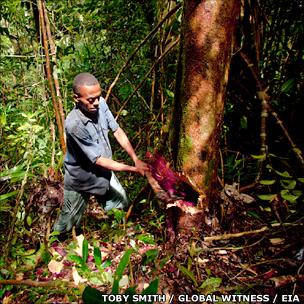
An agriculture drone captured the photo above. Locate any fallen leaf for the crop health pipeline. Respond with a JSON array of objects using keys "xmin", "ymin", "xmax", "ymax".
[
  {"xmin": 75, "ymin": 234, "xmax": 85, "ymax": 257},
  {"xmin": 48, "ymin": 259, "xmax": 64, "ymax": 274},
  {"xmin": 137, "ymin": 282, "xmax": 149, "ymax": 293},
  {"xmin": 3, "ymin": 294, "xmax": 13, "ymax": 304},
  {"xmin": 196, "ymin": 257, "xmax": 209, "ymax": 264},
  {"xmin": 16, "ymin": 273, "xmax": 24, "ymax": 281},
  {"xmin": 74, "ymin": 234, "xmax": 93, "ymax": 257},
  {"xmin": 218, "ymin": 250, "xmax": 227, "ymax": 255},
  {"xmin": 119, "ymin": 275, "xmax": 129, "ymax": 288},
  {"xmin": 72, "ymin": 266, "xmax": 87, "ymax": 286},
  {"xmin": 270, "ymin": 238, "xmax": 285, "ymax": 245}
]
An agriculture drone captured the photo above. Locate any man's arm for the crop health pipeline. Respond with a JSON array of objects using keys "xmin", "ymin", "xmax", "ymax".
[
  {"xmin": 95, "ymin": 156, "xmax": 137, "ymax": 173},
  {"xmin": 113, "ymin": 127, "xmax": 149, "ymax": 175}
]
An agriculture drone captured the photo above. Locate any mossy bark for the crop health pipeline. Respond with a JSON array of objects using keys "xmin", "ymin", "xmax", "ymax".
[{"xmin": 171, "ymin": 0, "xmax": 240, "ymax": 207}]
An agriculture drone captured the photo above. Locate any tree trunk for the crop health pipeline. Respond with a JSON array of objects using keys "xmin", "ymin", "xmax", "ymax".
[{"xmin": 171, "ymin": 0, "xmax": 240, "ymax": 207}]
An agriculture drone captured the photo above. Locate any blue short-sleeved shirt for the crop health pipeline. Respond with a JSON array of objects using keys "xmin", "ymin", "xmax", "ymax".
[{"xmin": 64, "ymin": 98, "xmax": 119, "ymax": 195}]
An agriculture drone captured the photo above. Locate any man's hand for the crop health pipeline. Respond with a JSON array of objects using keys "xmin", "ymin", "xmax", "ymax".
[
  {"xmin": 114, "ymin": 127, "xmax": 150, "ymax": 176},
  {"xmin": 134, "ymin": 159, "xmax": 150, "ymax": 176}
]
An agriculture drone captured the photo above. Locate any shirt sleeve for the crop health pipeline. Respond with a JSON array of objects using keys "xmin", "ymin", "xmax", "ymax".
[
  {"xmin": 67, "ymin": 125, "xmax": 101, "ymax": 164},
  {"xmin": 99, "ymin": 97, "xmax": 119, "ymax": 132}
]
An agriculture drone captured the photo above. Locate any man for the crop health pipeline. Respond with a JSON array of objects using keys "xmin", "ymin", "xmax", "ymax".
[{"xmin": 53, "ymin": 72, "xmax": 149, "ymax": 234}]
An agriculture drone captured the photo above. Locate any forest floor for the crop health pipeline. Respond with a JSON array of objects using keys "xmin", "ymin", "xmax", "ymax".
[{"xmin": 1, "ymin": 178, "xmax": 304, "ymax": 303}]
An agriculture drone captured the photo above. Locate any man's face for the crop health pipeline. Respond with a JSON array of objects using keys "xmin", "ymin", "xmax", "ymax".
[{"xmin": 74, "ymin": 84, "xmax": 102, "ymax": 117}]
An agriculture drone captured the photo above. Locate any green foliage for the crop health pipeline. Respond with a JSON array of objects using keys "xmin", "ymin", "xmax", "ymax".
[
  {"xmin": 82, "ymin": 286, "xmax": 104, "ymax": 304},
  {"xmin": 0, "ymin": 0, "xmax": 303, "ymax": 300},
  {"xmin": 136, "ymin": 234, "xmax": 155, "ymax": 245},
  {"xmin": 220, "ymin": 151, "xmax": 258, "ymax": 185},
  {"xmin": 68, "ymin": 254, "xmax": 88, "ymax": 271},
  {"xmin": 0, "ymin": 109, "xmax": 58, "ymax": 240},
  {"xmin": 82, "ymin": 238, "xmax": 89, "ymax": 264},
  {"xmin": 199, "ymin": 277, "xmax": 222, "ymax": 293},
  {"xmin": 139, "ymin": 278, "xmax": 159, "ymax": 298},
  {"xmin": 81, "ymin": 245, "xmax": 159, "ymax": 304},
  {"xmin": 0, "ymin": 0, "xmax": 174, "ymax": 260},
  {"xmin": 179, "ymin": 265, "xmax": 198, "ymax": 287},
  {"xmin": 107, "ymin": 208, "xmax": 126, "ymax": 227},
  {"xmin": 257, "ymin": 194, "xmax": 277, "ymax": 201},
  {"xmin": 0, "ymin": 190, "xmax": 18, "ymax": 204},
  {"xmin": 82, "ymin": 279, "xmax": 159, "ymax": 304},
  {"xmin": 0, "ymin": 256, "xmax": 13, "ymax": 297},
  {"xmin": 142, "ymin": 249, "xmax": 159, "ymax": 266},
  {"xmin": 93, "ymin": 246, "xmax": 102, "ymax": 270},
  {"xmin": 112, "ymin": 248, "xmax": 133, "ymax": 294},
  {"xmin": 256, "ymin": 156, "xmax": 303, "ymax": 216},
  {"xmin": 223, "ymin": 0, "xmax": 303, "ymax": 192}
]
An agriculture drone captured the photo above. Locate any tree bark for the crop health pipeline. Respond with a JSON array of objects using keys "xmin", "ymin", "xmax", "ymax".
[{"xmin": 171, "ymin": 0, "xmax": 240, "ymax": 207}]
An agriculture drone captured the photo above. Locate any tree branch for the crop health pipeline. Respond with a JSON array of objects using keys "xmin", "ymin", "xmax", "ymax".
[
  {"xmin": 38, "ymin": 0, "xmax": 66, "ymax": 153},
  {"xmin": 204, "ymin": 222, "xmax": 303, "ymax": 242},
  {"xmin": 116, "ymin": 38, "xmax": 180, "ymax": 119},
  {"xmin": 0, "ymin": 279, "xmax": 76, "ymax": 289},
  {"xmin": 239, "ymin": 51, "xmax": 304, "ymax": 171},
  {"xmin": 42, "ymin": 0, "xmax": 65, "ymax": 133},
  {"xmin": 105, "ymin": 3, "xmax": 182, "ymax": 101}
]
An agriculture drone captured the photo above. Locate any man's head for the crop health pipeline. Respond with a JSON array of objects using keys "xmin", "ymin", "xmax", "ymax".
[{"xmin": 73, "ymin": 73, "xmax": 101, "ymax": 117}]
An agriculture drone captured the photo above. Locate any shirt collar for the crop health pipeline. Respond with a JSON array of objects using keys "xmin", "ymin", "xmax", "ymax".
[{"xmin": 75, "ymin": 107, "xmax": 98, "ymax": 125}]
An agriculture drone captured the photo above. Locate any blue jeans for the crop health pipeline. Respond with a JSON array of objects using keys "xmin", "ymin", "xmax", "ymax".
[{"xmin": 53, "ymin": 173, "xmax": 128, "ymax": 233}]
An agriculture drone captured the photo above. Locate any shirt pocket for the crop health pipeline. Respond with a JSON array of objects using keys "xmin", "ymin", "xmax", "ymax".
[{"xmin": 91, "ymin": 128, "xmax": 111, "ymax": 158}]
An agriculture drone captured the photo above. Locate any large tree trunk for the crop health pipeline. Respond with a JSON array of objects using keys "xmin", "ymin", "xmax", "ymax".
[{"xmin": 171, "ymin": 0, "xmax": 240, "ymax": 208}]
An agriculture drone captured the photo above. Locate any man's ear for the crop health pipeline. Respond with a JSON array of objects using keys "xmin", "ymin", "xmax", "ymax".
[{"xmin": 73, "ymin": 94, "xmax": 79, "ymax": 103}]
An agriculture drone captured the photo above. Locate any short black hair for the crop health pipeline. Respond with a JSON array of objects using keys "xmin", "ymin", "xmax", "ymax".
[{"xmin": 73, "ymin": 73, "xmax": 99, "ymax": 94}]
